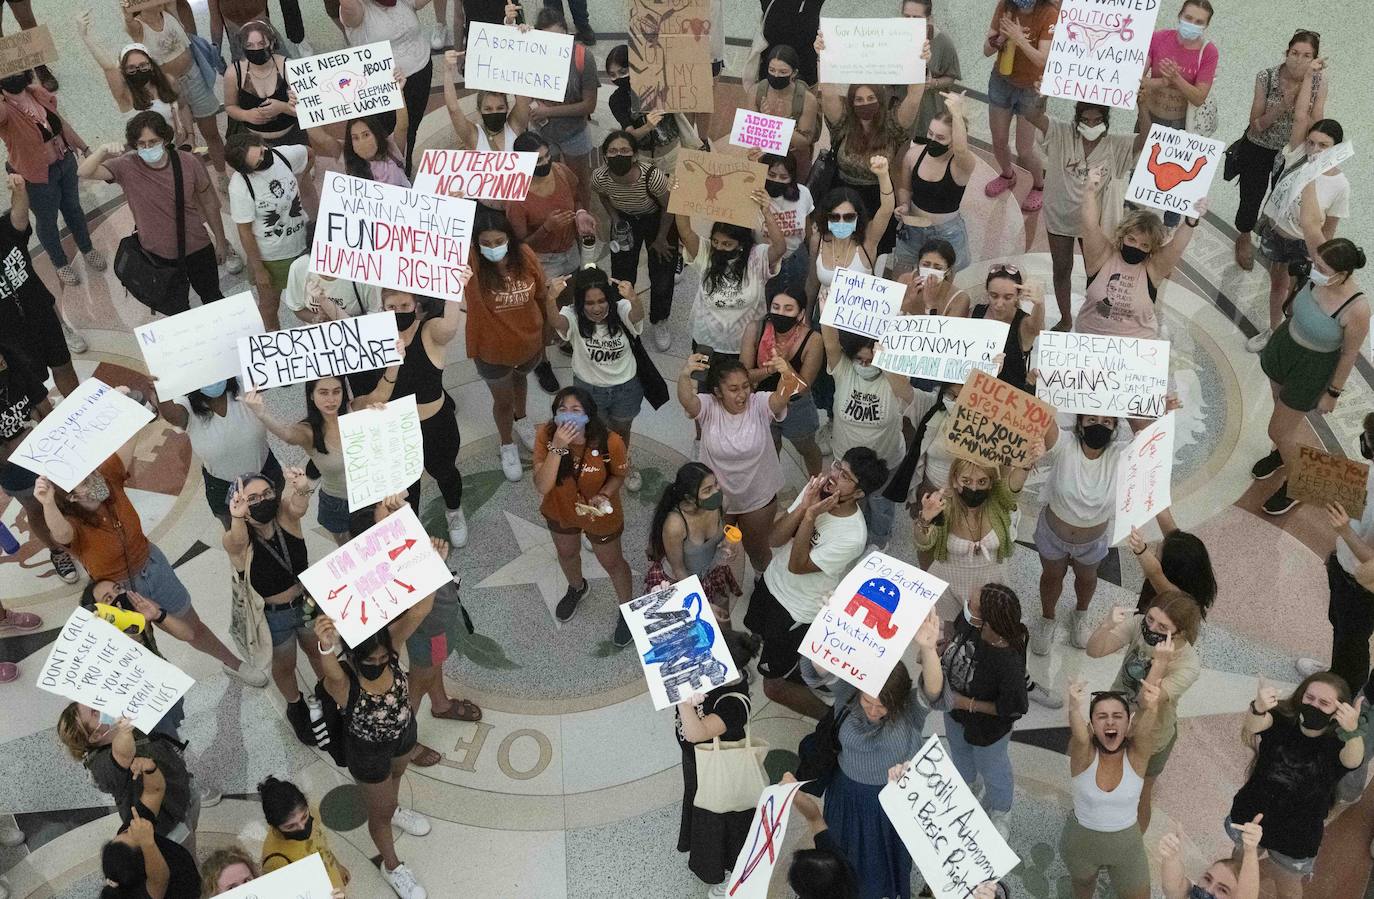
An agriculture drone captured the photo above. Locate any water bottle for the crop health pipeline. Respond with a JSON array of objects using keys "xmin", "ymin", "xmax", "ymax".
[
  {"xmin": 0, "ymin": 522, "xmax": 19, "ymax": 555},
  {"xmin": 609, "ymin": 218, "xmax": 633, "ymax": 254},
  {"xmin": 305, "ymin": 693, "xmax": 331, "ymax": 750}
]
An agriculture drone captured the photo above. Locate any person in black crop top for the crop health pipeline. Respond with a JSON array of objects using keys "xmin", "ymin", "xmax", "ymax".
[
  {"xmin": 892, "ymin": 91, "xmax": 976, "ymax": 275},
  {"xmin": 972, "ymin": 264, "xmax": 1044, "ymax": 394}
]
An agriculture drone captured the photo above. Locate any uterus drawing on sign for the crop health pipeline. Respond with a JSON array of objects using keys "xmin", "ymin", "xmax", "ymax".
[
  {"xmin": 1062, "ymin": 14, "xmax": 1134, "ymax": 51},
  {"xmin": 1147, "ymin": 143, "xmax": 1208, "ymax": 190}
]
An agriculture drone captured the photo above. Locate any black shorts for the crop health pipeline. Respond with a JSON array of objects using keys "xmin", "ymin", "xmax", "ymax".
[
  {"xmin": 4, "ymin": 300, "xmax": 71, "ymax": 374},
  {"xmin": 742, "ymin": 577, "xmax": 807, "ymax": 683},
  {"xmin": 345, "ymin": 717, "xmax": 418, "ymax": 784}
]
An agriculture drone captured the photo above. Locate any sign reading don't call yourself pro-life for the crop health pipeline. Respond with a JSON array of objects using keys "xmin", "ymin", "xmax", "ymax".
[
  {"xmin": 941, "ymin": 368, "xmax": 1056, "ymax": 469},
  {"xmin": 1033, "ymin": 331, "xmax": 1170, "ymax": 417},
  {"xmin": 286, "ymin": 42, "xmax": 402, "ymax": 128},
  {"xmin": 1041, "ymin": 0, "xmax": 1159, "ymax": 110},
  {"xmin": 463, "ymin": 21, "xmax": 574, "ymax": 103},
  {"xmin": 337, "ymin": 396, "xmax": 424, "ymax": 512},
  {"xmin": 817, "ymin": 268, "xmax": 904, "ymax": 340},
  {"xmin": 874, "ymin": 316, "xmax": 1009, "ymax": 385},
  {"xmin": 620, "ymin": 576, "xmax": 741, "ymax": 711},
  {"xmin": 1289, "ymin": 445, "xmax": 1369, "ymax": 519},
  {"xmin": 1126, "ymin": 124, "xmax": 1224, "ymax": 219},
  {"xmin": 237, "ymin": 311, "xmax": 400, "ymax": 392}
]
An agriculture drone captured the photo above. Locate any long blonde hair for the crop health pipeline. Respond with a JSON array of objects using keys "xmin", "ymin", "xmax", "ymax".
[{"xmin": 945, "ymin": 458, "xmax": 999, "ymax": 537}]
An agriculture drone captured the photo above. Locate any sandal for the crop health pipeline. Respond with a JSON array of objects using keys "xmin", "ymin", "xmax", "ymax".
[
  {"xmin": 1020, "ymin": 187, "xmax": 1044, "ymax": 213},
  {"xmin": 410, "ymin": 744, "xmax": 443, "ymax": 767},
  {"xmin": 432, "ymin": 699, "xmax": 483, "ymax": 722},
  {"xmin": 984, "ymin": 172, "xmax": 1017, "ymax": 198}
]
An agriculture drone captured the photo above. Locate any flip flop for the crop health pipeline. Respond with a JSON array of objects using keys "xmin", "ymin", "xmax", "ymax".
[
  {"xmin": 432, "ymin": 699, "xmax": 483, "ymax": 722},
  {"xmin": 0, "ymin": 610, "xmax": 42, "ymax": 632},
  {"xmin": 410, "ymin": 744, "xmax": 443, "ymax": 767}
]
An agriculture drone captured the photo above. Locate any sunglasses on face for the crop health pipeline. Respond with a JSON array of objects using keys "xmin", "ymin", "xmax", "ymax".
[{"xmin": 828, "ymin": 213, "xmax": 859, "ymax": 223}]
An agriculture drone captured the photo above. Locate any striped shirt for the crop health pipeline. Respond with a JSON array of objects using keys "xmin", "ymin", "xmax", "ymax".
[
  {"xmin": 832, "ymin": 679, "xmax": 930, "ymax": 786},
  {"xmin": 591, "ymin": 161, "xmax": 669, "ymax": 216}
]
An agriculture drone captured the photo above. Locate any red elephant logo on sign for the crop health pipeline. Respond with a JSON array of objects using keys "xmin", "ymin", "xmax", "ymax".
[{"xmin": 843, "ymin": 578, "xmax": 901, "ymax": 640}]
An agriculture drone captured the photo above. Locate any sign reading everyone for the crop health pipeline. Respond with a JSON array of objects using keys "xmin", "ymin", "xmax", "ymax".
[{"xmin": 337, "ymin": 396, "xmax": 425, "ymax": 511}]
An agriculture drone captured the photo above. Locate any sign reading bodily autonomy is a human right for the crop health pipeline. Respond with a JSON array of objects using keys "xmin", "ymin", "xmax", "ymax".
[
  {"xmin": 11, "ymin": 379, "xmax": 154, "ymax": 491},
  {"xmin": 875, "ymin": 316, "xmax": 1009, "ymax": 384},
  {"xmin": 238, "ymin": 311, "xmax": 400, "ymax": 391},
  {"xmin": 286, "ymin": 42, "xmax": 402, "ymax": 127},
  {"xmin": 1127, "ymin": 124, "xmax": 1224, "ymax": 218},
  {"xmin": 818, "ymin": 268, "xmax": 905, "ymax": 340},
  {"xmin": 1034, "ymin": 331, "xmax": 1170, "ymax": 417},
  {"xmin": 463, "ymin": 21, "xmax": 574, "ymax": 103},
  {"xmin": 620, "ymin": 576, "xmax": 740, "ymax": 711},
  {"xmin": 1041, "ymin": 0, "xmax": 1159, "ymax": 110}
]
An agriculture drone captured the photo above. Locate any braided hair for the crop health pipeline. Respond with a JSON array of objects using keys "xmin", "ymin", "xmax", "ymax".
[{"xmin": 978, "ymin": 583, "xmax": 1029, "ymax": 654}]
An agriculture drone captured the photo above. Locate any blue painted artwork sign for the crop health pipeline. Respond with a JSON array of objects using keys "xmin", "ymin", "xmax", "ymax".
[{"xmin": 621, "ymin": 575, "xmax": 741, "ymax": 710}]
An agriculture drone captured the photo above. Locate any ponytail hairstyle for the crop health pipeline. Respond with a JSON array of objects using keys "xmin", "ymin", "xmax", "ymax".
[
  {"xmin": 1316, "ymin": 237, "xmax": 1366, "ymax": 280},
  {"xmin": 648, "ymin": 462, "xmax": 715, "ymax": 562},
  {"xmin": 99, "ymin": 841, "xmax": 147, "ymax": 898},
  {"xmin": 978, "ymin": 583, "xmax": 1029, "ymax": 654},
  {"xmin": 257, "ymin": 775, "xmax": 309, "ymax": 830}
]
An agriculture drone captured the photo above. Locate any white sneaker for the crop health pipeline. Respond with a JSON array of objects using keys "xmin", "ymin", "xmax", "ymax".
[
  {"xmin": 651, "ymin": 321, "xmax": 671, "ymax": 351},
  {"xmin": 198, "ymin": 787, "xmax": 223, "ymax": 807},
  {"xmin": 500, "ymin": 443, "xmax": 522, "ymax": 481},
  {"xmin": 815, "ymin": 420, "xmax": 832, "ymax": 456},
  {"xmin": 429, "ymin": 22, "xmax": 449, "ymax": 50},
  {"xmin": 987, "ymin": 810, "xmax": 1010, "ymax": 840},
  {"xmin": 1245, "ymin": 327, "xmax": 1273, "ymax": 353},
  {"xmin": 391, "ymin": 807, "xmax": 431, "ymax": 836},
  {"xmin": 222, "ymin": 661, "xmax": 269, "ymax": 687},
  {"xmin": 0, "ymin": 875, "xmax": 9, "ymax": 899},
  {"xmin": 1069, "ymin": 609, "xmax": 1091, "ymax": 649},
  {"xmin": 707, "ymin": 876, "xmax": 732, "ymax": 898},
  {"xmin": 223, "ymin": 250, "xmax": 245, "ymax": 275},
  {"xmin": 445, "ymin": 507, "xmax": 468, "ymax": 549},
  {"xmin": 1028, "ymin": 681, "xmax": 1064, "ymax": 709},
  {"xmin": 1030, "ymin": 617, "xmax": 1054, "ymax": 656},
  {"xmin": 1295, "ymin": 657, "xmax": 1326, "ymax": 678},
  {"xmin": 382, "ymin": 861, "xmax": 427, "ymax": 899},
  {"xmin": 0, "ymin": 824, "xmax": 23, "ymax": 847},
  {"xmin": 60, "ymin": 317, "xmax": 88, "ymax": 353},
  {"xmin": 513, "ymin": 416, "xmax": 536, "ymax": 453},
  {"xmin": 626, "ymin": 468, "xmax": 642, "ymax": 492}
]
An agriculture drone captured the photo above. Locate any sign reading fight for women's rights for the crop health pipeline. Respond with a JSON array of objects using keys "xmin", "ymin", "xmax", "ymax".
[
  {"xmin": 215, "ymin": 852, "xmax": 334, "ymax": 899},
  {"xmin": 337, "ymin": 396, "xmax": 424, "ymax": 512},
  {"xmin": 1111, "ymin": 411, "xmax": 1175, "ymax": 544},
  {"xmin": 875, "ymin": 316, "xmax": 1009, "ymax": 385},
  {"xmin": 464, "ymin": 22, "xmax": 574, "ymax": 103},
  {"xmin": 1126, "ymin": 125, "xmax": 1224, "ymax": 218},
  {"xmin": 298, "ymin": 505, "xmax": 454, "ymax": 647},
  {"xmin": 35, "ymin": 609, "xmax": 194, "ymax": 733},
  {"xmin": 818, "ymin": 268, "xmax": 905, "ymax": 340},
  {"xmin": 941, "ymin": 368, "xmax": 1056, "ymax": 469},
  {"xmin": 818, "ymin": 17, "xmax": 926, "ymax": 85},
  {"xmin": 134, "ymin": 292, "xmax": 265, "ymax": 399},
  {"xmin": 286, "ymin": 42, "xmax": 402, "ymax": 128},
  {"xmin": 413, "ymin": 149, "xmax": 539, "ymax": 202},
  {"xmin": 725, "ymin": 780, "xmax": 809, "ymax": 899},
  {"xmin": 880, "ymin": 735, "xmax": 1020, "ymax": 899},
  {"xmin": 237, "ymin": 311, "xmax": 400, "ymax": 391},
  {"xmin": 800, "ymin": 552, "xmax": 945, "ymax": 691},
  {"xmin": 620, "ymin": 576, "xmax": 741, "ymax": 711},
  {"xmin": 1041, "ymin": 0, "xmax": 1159, "ymax": 110},
  {"xmin": 728, "ymin": 109, "xmax": 796, "ymax": 155},
  {"xmin": 1034, "ymin": 331, "xmax": 1170, "ymax": 417},
  {"xmin": 311, "ymin": 172, "xmax": 476, "ymax": 302},
  {"xmin": 1289, "ymin": 445, "xmax": 1369, "ymax": 519},
  {"xmin": 11, "ymin": 378, "xmax": 154, "ymax": 491}
]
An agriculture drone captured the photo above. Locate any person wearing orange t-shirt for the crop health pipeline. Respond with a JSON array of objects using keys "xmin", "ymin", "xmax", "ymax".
[{"xmin": 982, "ymin": 0, "xmax": 1059, "ymax": 213}]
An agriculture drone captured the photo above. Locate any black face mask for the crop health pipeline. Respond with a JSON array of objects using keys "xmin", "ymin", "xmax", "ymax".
[
  {"xmin": 113, "ymin": 591, "xmax": 134, "ymax": 610},
  {"xmin": 256, "ymin": 153, "xmax": 275, "ymax": 171},
  {"xmin": 394, "ymin": 310, "xmax": 416, "ymax": 331},
  {"xmin": 606, "ymin": 155, "xmax": 633, "ymax": 176},
  {"xmin": 925, "ymin": 141, "xmax": 950, "ymax": 157},
  {"xmin": 1081, "ymin": 423, "xmax": 1114, "ymax": 450},
  {"xmin": 711, "ymin": 248, "xmax": 739, "ymax": 268},
  {"xmin": 481, "ymin": 111, "xmax": 508, "ymax": 133},
  {"xmin": 280, "ymin": 816, "xmax": 314, "ymax": 841},
  {"xmin": 1299, "ymin": 702, "xmax": 1333, "ymax": 731},
  {"xmin": 1140, "ymin": 619, "xmax": 1167, "ymax": 646},
  {"xmin": 766, "ymin": 73, "xmax": 792, "ymax": 91},
  {"xmin": 244, "ymin": 47, "xmax": 273, "ymax": 66},
  {"xmin": 0, "ymin": 73, "xmax": 31, "ymax": 95},
  {"xmin": 1360, "ymin": 431, "xmax": 1373, "ymax": 460},
  {"xmin": 533, "ymin": 161, "xmax": 552, "ymax": 178},
  {"xmin": 125, "ymin": 69, "xmax": 154, "ymax": 87},
  {"xmin": 768, "ymin": 312, "xmax": 800, "ymax": 333},
  {"xmin": 357, "ymin": 660, "xmax": 387, "ymax": 680},
  {"xmin": 1188, "ymin": 885, "xmax": 1217, "ymax": 899},
  {"xmin": 249, "ymin": 497, "xmax": 280, "ymax": 523},
  {"xmin": 1120, "ymin": 245, "xmax": 1150, "ymax": 266},
  {"xmin": 958, "ymin": 487, "xmax": 990, "ymax": 508},
  {"xmin": 764, "ymin": 179, "xmax": 788, "ymax": 198},
  {"xmin": 612, "ymin": 76, "xmax": 629, "ymax": 90}
]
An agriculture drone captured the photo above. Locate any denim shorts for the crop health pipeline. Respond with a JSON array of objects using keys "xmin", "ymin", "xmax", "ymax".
[
  {"xmin": 1033, "ymin": 508, "xmax": 1111, "ymax": 566},
  {"xmin": 177, "ymin": 69, "xmax": 221, "ymax": 119},
  {"xmin": 127, "ymin": 545, "xmax": 192, "ymax": 617},
  {"xmin": 538, "ymin": 246, "xmax": 582, "ymax": 280},
  {"xmin": 1223, "ymin": 817, "xmax": 1314, "ymax": 876},
  {"xmin": 774, "ymin": 393, "xmax": 820, "ymax": 442},
  {"xmin": 1256, "ymin": 218, "xmax": 1310, "ymax": 267},
  {"xmin": 987, "ymin": 71, "xmax": 1043, "ymax": 116},
  {"xmin": 317, "ymin": 489, "xmax": 352, "ymax": 536},
  {"xmin": 573, "ymin": 375, "xmax": 644, "ymax": 424},
  {"xmin": 264, "ymin": 597, "xmax": 309, "ymax": 647},
  {"xmin": 893, "ymin": 215, "xmax": 971, "ymax": 274}
]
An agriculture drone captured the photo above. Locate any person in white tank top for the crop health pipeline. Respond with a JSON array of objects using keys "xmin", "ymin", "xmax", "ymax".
[
  {"xmin": 1061, "ymin": 674, "xmax": 1165, "ymax": 899},
  {"xmin": 441, "ymin": 50, "xmax": 530, "ymax": 154}
]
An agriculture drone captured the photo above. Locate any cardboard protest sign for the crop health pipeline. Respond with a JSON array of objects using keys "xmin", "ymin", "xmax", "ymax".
[
  {"xmin": 215, "ymin": 852, "xmax": 334, "ymax": 899},
  {"xmin": 1289, "ymin": 445, "xmax": 1369, "ymax": 519},
  {"xmin": 667, "ymin": 150, "xmax": 767, "ymax": 229},
  {"xmin": 11, "ymin": 379, "xmax": 153, "ymax": 491},
  {"xmin": 463, "ymin": 22, "xmax": 573, "ymax": 103},
  {"xmin": 120, "ymin": 0, "xmax": 170, "ymax": 14},
  {"xmin": 800, "ymin": 552, "xmax": 945, "ymax": 691},
  {"xmin": 875, "ymin": 316, "xmax": 1009, "ymax": 384},
  {"xmin": 36, "ymin": 608, "xmax": 194, "ymax": 733},
  {"xmin": 620, "ymin": 576, "xmax": 741, "ymax": 711},
  {"xmin": 729, "ymin": 109, "xmax": 796, "ymax": 155},
  {"xmin": 1264, "ymin": 142, "xmax": 1357, "ymax": 222},
  {"xmin": 134, "ymin": 292, "xmax": 265, "ymax": 398},
  {"xmin": 1041, "ymin": 0, "xmax": 1159, "ymax": 110},
  {"xmin": 311, "ymin": 172, "xmax": 476, "ymax": 302},
  {"xmin": 238, "ymin": 311, "xmax": 400, "ymax": 392},
  {"xmin": 1111, "ymin": 411, "xmax": 1175, "ymax": 544},
  {"xmin": 726, "ymin": 780, "xmax": 808, "ymax": 899},
  {"xmin": 298, "ymin": 505, "xmax": 454, "ymax": 647},
  {"xmin": 880, "ymin": 735, "xmax": 1021, "ymax": 899},
  {"xmin": 0, "ymin": 26, "xmax": 56, "ymax": 79},
  {"xmin": 1034, "ymin": 331, "xmax": 1170, "ymax": 417},
  {"xmin": 629, "ymin": 0, "xmax": 714, "ymax": 113},
  {"xmin": 817, "ymin": 268, "xmax": 904, "ymax": 340},
  {"xmin": 941, "ymin": 368, "xmax": 1057, "ymax": 469},
  {"xmin": 1126, "ymin": 124, "xmax": 1224, "ymax": 218},
  {"xmin": 818, "ymin": 17, "xmax": 926, "ymax": 85},
  {"xmin": 413, "ymin": 149, "xmax": 538, "ymax": 202},
  {"xmin": 286, "ymin": 42, "xmax": 403, "ymax": 128},
  {"xmin": 337, "ymin": 396, "xmax": 424, "ymax": 511}
]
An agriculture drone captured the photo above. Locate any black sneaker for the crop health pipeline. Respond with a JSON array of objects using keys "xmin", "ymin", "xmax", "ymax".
[
  {"xmin": 612, "ymin": 613, "xmax": 632, "ymax": 648},
  {"xmin": 575, "ymin": 24, "xmax": 596, "ymax": 45},
  {"xmin": 1251, "ymin": 448, "xmax": 1283, "ymax": 480},
  {"xmin": 534, "ymin": 360, "xmax": 560, "ymax": 394},
  {"xmin": 1262, "ymin": 481, "xmax": 1298, "ymax": 516},
  {"xmin": 555, "ymin": 580, "xmax": 589, "ymax": 622}
]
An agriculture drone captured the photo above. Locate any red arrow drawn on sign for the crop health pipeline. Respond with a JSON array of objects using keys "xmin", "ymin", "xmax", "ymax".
[
  {"xmin": 393, "ymin": 579, "xmax": 415, "ymax": 593},
  {"xmin": 360, "ymin": 602, "xmax": 368, "ymax": 625},
  {"xmin": 328, "ymin": 585, "xmax": 348, "ymax": 601},
  {"xmin": 339, "ymin": 597, "xmax": 353, "ymax": 620},
  {"xmin": 388, "ymin": 540, "xmax": 416, "ymax": 560}
]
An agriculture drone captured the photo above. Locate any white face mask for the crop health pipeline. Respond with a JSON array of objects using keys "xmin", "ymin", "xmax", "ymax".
[
  {"xmin": 1309, "ymin": 267, "xmax": 1335, "ymax": 286},
  {"xmin": 1077, "ymin": 121, "xmax": 1107, "ymax": 141},
  {"xmin": 918, "ymin": 265, "xmax": 947, "ymax": 282}
]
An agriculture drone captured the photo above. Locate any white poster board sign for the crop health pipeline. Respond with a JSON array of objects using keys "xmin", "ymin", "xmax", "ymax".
[
  {"xmin": 412, "ymin": 149, "xmax": 539, "ymax": 201},
  {"xmin": 818, "ymin": 17, "xmax": 926, "ymax": 85},
  {"xmin": 1034, "ymin": 331, "xmax": 1170, "ymax": 417},
  {"xmin": 11, "ymin": 379, "xmax": 154, "ymax": 491},
  {"xmin": 620, "ymin": 576, "xmax": 741, "ymax": 711},
  {"xmin": 800, "ymin": 551, "xmax": 945, "ymax": 691},
  {"xmin": 1111, "ymin": 411, "xmax": 1176, "ymax": 544},
  {"xmin": 725, "ymin": 780, "xmax": 809, "ymax": 899},
  {"xmin": 237, "ymin": 311, "xmax": 400, "ymax": 392},
  {"xmin": 728, "ymin": 109, "xmax": 796, "ymax": 155},
  {"xmin": 463, "ymin": 22, "xmax": 574, "ymax": 103},
  {"xmin": 35, "ymin": 608, "xmax": 194, "ymax": 733},
  {"xmin": 880, "ymin": 735, "xmax": 1021, "ymax": 899},
  {"xmin": 874, "ymin": 316, "xmax": 1009, "ymax": 384},
  {"xmin": 818, "ymin": 267, "xmax": 905, "ymax": 340},
  {"xmin": 337, "ymin": 396, "xmax": 424, "ymax": 511},
  {"xmin": 298, "ymin": 505, "xmax": 454, "ymax": 647},
  {"xmin": 311, "ymin": 172, "xmax": 476, "ymax": 303},
  {"xmin": 1041, "ymin": 0, "xmax": 1159, "ymax": 110},
  {"xmin": 134, "ymin": 292, "xmax": 265, "ymax": 398},
  {"xmin": 286, "ymin": 42, "xmax": 403, "ymax": 127},
  {"xmin": 1263, "ymin": 142, "xmax": 1357, "ymax": 223},
  {"xmin": 1126, "ymin": 124, "xmax": 1224, "ymax": 218},
  {"xmin": 215, "ymin": 852, "xmax": 334, "ymax": 899}
]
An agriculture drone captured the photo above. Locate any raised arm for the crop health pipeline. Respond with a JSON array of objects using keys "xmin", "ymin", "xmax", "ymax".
[
  {"xmin": 423, "ymin": 269, "xmax": 472, "ymax": 347},
  {"xmin": 812, "ymin": 32, "xmax": 845, "ymax": 125},
  {"xmin": 862, "ymin": 157, "xmax": 894, "ymax": 262},
  {"xmin": 892, "ymin": 42, "xmax": 933, "ymax": 131},
  {"xmin": 6, "ymin": 175, "xmax": 28, "ymax": 232},
  {"xmin": 1079, "ymin": 166, "xmax": 1113, "ymax": 268},
  {"xmin": 942, "ymin": 92, "xmax": 977, "ymax": 179},
  {"xmin": 1244, "ymin": 677, "xmax": 1278, "ymax": 739},
  {"xmin": 311, "ymin": 616, "xmax": 352, "ymax": 706},
  {"xmin": 1066, "ymin": 679, "xmax": 1093, "ymax": 764},
  {"xmin": 126, "ymin": 807, "xmax": 170, "ymax": 899},
  {"xmin": 442, "ymin": 51, "xmax": 479, "ymax": 148},
  {"xmin": 1334, "ymin": 694, "xmax": 1367, "ymax": 769},
  {"xmin": 676, "ymin": 353, "xmax": 707, "ymax": 418},
  {"xmin": 1158, "ymin": 831, "xmax": 1190, "ymax": 899},
  {"xmin": 1149, "ymin": 200, "xmax": 1206, "ymax": 281},
  {"xmin": 674, "ymin": 212, "xmax": 701, "ymax": 261},
  {"xmin": 33, "ymin": 477, "xmax": 74, "ymax": 545},
  {"xmin": 76, "ymin": 12, "xmax": 131, "ymax": 105},
  {"xmin": 1126, "ymin": 528, "xmax": 1181, "ymax": 595},
  {"xmin": 1085, "ymin": 606, "xmax": 1133, "ymax": 658},
  {"xmin": 78, "ymin": 143, "xmax": 123, "ymax": 183},
  {"xmin": 239, "ymin": 390, "xmax": 313, "ymax": 448},
  {"xmin": 820, "ymin": 322, "xmax": 842, "ymax": 371},
  {"xmin": 280, "ymin": 465, "xmax": 312, "ymax": 521},
  {"xmin": 756, "ymin": 191, "xmax": 786, "ymax": 268}
]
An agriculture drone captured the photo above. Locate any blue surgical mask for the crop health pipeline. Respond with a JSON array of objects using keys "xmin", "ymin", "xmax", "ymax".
[
  {"xmin": 963, "ymin": 599, "xmax": 981, "ymax": 626},
  {"xmin": 199, "ymin": 380, "xmax": 228, "ymax": 398},
  {"xmin": 99, "ymin": 711, "xmax": 118, "ymax": 726},
  {"xmin": 479, "ymin": 242, "xmax": 509, "ymax": 262},
  {"xmin": 554, "ymin": 410, "xmax": 590, "ymax": 431},
  {"xmin": 137, "ymin": 143, "xmax": 165, "ymax": 165},
  {"xmin": 829, "ymin": 221, "xmax": 857, "ymax": 240},
  {"xmin": 1177, "ymin": 19, "xmax": 1206, "ymax": 41}
]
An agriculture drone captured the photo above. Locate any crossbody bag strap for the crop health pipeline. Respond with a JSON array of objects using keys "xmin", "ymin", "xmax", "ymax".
[{"xmin": 169, "ymin": 149, "xmax": 187, "ymax": 269}]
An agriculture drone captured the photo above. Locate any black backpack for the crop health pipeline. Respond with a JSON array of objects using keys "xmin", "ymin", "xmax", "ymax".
[{"xmin": 311, "ymin": 666, "xmax": 359, "ymax": 769}]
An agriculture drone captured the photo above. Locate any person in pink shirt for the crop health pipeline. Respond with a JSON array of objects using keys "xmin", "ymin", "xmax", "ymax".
[{"xmin": 1143, "ymin": 1, "xmax": 1218, "ymax": 132}]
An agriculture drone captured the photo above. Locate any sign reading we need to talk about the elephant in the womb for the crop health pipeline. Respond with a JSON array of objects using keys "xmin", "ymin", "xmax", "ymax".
[{"xmin": 800, "ymin": 551, "xmax": 946, "ymax": 690}]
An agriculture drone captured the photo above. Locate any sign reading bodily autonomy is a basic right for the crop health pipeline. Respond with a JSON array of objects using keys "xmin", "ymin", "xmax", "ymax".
[
  {"xmin": 11, "ymin": 379, "xmax": 153, "ymax": 491},
  {"xmin": 1112, "ymin": 411, "xmax": 1176, "ymax": 544},
  {"xmin": 286, "ymin": 42, "xmax": 402, "ymax": 128},
  {"xmin": 800, "ymin": 552, "xmax": 945, "ymax": 691},
  {"xmin": 1041, "ymin": 0, "xmax": 1159, "ymax": 110},
  {"xmin": 337, "ymin": 396, "xmax": 424, "ymax": 511},
  {"xmin": 941, "ymin": 368, "xmax": 1057, "ymax": 469},
  {"xmin": 875, "ymin": 316, "xmax": 1009, "ymax": 384},
  {"xmin": 1127, "ymin": 124, "xmax": 1224, "ymax": 218},
  {"xmin": 463, "ymin": 22, "xmax": 574, "ymax": 103},
  {"xmin": 818, "ymin": 268, "xmax": 905, "ymax": 340},
  {"xmin": 881, "ymin": 735, "xmax": 1021, "ymax": 899},
  {"xmin": 35, "ymin": 608, "xmax": 194, "ymax": 733},
  {"xmin": 818, "ymin": 17, "xmax": 926, "ymax": 85},
  {"xmin": 413, "ymin": 149, "xmax": 539, "ymax": 201},
  {"xmin": 215, "ymin": 852, "xmax": 334, "ymax": 899},
  {"xmin": 620, "ymin": 576, "xmax": 741, "ymax": 711},
  {"xmin": 729, "ymin": 109, "xmax": 796, "ymax": 155},
  {"xmin": 1289, "ymin": 445, "xmax": 1369, "ymax": 519},
  {"xmin": 1034, "ymin": 331, "xmax": 1170, "ymax": 417},
  {"xmin": 238, "ymin": 311, "xmax": 400, "ymax": 391}
]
